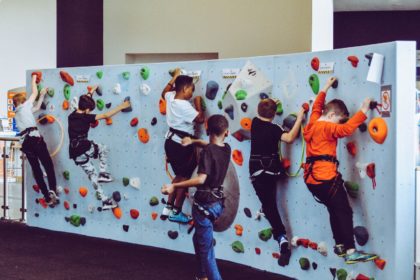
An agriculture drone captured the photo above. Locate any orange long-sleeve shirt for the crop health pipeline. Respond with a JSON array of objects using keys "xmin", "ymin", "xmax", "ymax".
[{"xmin": 303, "ymin": 91, "xmax": 367, "ymax": 185}]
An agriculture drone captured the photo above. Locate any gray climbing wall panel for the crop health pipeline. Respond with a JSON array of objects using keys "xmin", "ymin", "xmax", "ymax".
[{"xmin": 26, "ymin": 41, "xmax": 416, "ymax": 280}]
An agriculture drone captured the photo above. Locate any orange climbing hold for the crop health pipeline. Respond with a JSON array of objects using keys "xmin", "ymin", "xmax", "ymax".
[
  {"xmin": 232, "ymin": 150, "xmax": 243, "ymax": 166},
  {"xmin": 62, "ymin": 100, "xmax": 69, "ymax": 110},
  {"xmin": 130, "ymin": 209, "xmax": 140, "ymax": 219},
  {"xmin": 79, "ymin": 187, "xmax": 88, "ymax": 197},
  {"xmin": 368, "ymin": 117, "xmax": 388, "ymax": 144},
  {"xmin": 151, "ymin": 211, "xmax": 158, "ymax": 220},
  {"xmin": 138, "ymin": 128, "xmax": 150, "ymax": 143},
  {"xmin": 105, "ymin": 118, "xmax": 113, "ymax": 125},
  {"xmin": 346, "ymin": 142, "xmax": 357, "ymax": 157},
  {"xmin": 159, "ymin": 98, "xmax": 166, "ymax": 115},
  {"xmin": 59, "ymin": 70, "xmax": 74, "ymax": 86},
  {"xmin": 113, "ymin": 207, "xmax": 122, "ymax": 219},
  {"xmin": 374, "ymin": 258, "xmax": 386, "ymax": 270},
  {"xmin": 234, "ymin": 224, "xmax": 243, "ymax": 236},
  {"xmin": 240, "ymin": 118, "xmax": 252, "ymax": 131}
]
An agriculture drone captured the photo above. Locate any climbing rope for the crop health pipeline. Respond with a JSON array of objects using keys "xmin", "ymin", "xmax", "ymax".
[
  {"xmin": 278, "ymin": 124, "xmax": 305, "ymax": 177},
  {"xmin": 36, "ymin": 114, "xmax": 64, "ymax": 157}
]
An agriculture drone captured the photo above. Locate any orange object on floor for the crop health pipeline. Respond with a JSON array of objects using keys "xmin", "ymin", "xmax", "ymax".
[
  {"xmin": 113, "ymin": 207, "xmax": 122, "ymax": 219},
  {"xmin": 79, "ymin": 187, "xmax": 88, "ymax": 197},
  {"xmin": 240, "ymin": 117, "xmax": 252, "ymax": 131},
  {"xmin": 368, "ymin": 117, "xmax": 388, "ymax": 144},
  {"xmin": 159, "ymin": 98, "xmax": 166, "ymax": 115},
  {"xmin": 232, "ymin": 150, "xmax": 243, "ymax": 166},
  {"xmin": 62, "ymin": 100, "xmax": 69, "ymax": 110},
  {"xmin": 105, "ymin": 118, "xmax": 113, "ymax": 125},
  {"xmin": 59, "ymin": 70, "xmax": 74, "ymax": 86},
  {"xmin": 138, "ymin": 128, "xmax": 150, "ymax": 143}
]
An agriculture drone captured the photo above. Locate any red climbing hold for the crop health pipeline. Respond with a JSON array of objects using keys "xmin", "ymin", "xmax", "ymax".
[
  {"xmin": 64, "ymin": 201, "xmax": 70, "ymax": 210},
  {"xmin": 366, "ymin": 163, "xmax": 376, "ymax": 189},
  {"xmin": 374, "ymin": 258, "xmax": 386, "ymax": 270},
  {"xmin": 59, "ymin": 70, "xmax": 74, "ymax": 86},
  {"xmin": 272, "ymin": 252, "xmax": 280, "ymax": 259},
  {"xmin": 255, "ymin": 248, "xmax": 261, "ymax": 255},
  {"xmin": 355, "ymin": 274, "xmax": 370, "ymax": 280},
  {"xmin": 311, "ymin": 57, "xmax": 320, "ymax": 71},
  {"xmin": 151, "ymin": 211, "xmax": 158, "ymax": 220},
  {"xmin": 302, "ymin": 103, "xmax": 310, "ymax": 113},
  {"xmin": 281, "ymin": 158, "xmax": 291, "ymax": 170},
  {"xmin": 79, "ymin": 187, "xmax": 88, "ymax": 197},
  {"xmin": 232, "ymin": 131, "xmax": 244, "ymax": 142},
  {"xmin": 130, "ymin": 209, "xmax": 140, "ymax": 219},
  {"xmin": 297, "ymin": 238, "xmax": 310, "ymax": 248},
  {"xmin": 32, "ymin": 72, "xmax": 42, "ymax": 84},
  {"xmin": 346, "ymin": 142, "xmax": 357, "ymax": 157},
  {"xmin": 38, "ymin": 198, "xmax": 48, "ymax": 209},
  {"xmin": 347, "ymin": 56, "xmax": 359, "ymax": 67},
  {"xmin": 308, "ymin": 241, "xmax": 318, "ymax": 250},
  {"xmin": 32, "ymin": 184, "xmax": 40, "ymax": 193},
  {"xmin": 90, "ymin": 120, "xmax": 99, "ymax": 128},
  {"xmin": 232, "ymin": 150, "xmax": 243, "ymax": 166},
  {"xmin": 130, "ymin": 117, "xmax": 139, "ymax": 127},
  {"xmin": 64, "ymin": 187, "xmax": 70, "ymax": 194}
]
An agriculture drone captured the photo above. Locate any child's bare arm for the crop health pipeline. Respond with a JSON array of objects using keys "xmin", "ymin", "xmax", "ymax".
[
  {"xmin": 95, "ymin": 100, "xmax": 130, "ymax": 120},
  {"xmin": 32, "ymin": 88, "xmax": 47, "ymax": 112},
  {"xmin": 281, "ymin": 108, "xmax": 305, "ymax": 143},
  {"xmin": 182, "ymin": 137, "xmax": 208, "ymax": 147},
  {"xmin": 27, "ymin": 75, "xmax": 39, "ymax": 104},
  {"xmin": 161, "ymin": 173, "xmax": 208, "ymax": 194},
  {"xmin": 161, "ymin": 68, "xmax": 181, "ymax": 99}
]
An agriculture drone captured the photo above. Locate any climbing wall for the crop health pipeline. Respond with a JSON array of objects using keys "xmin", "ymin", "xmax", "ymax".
[{"xmin": 26, "ymin": 41, "xmax": 416, "ymax": 280}]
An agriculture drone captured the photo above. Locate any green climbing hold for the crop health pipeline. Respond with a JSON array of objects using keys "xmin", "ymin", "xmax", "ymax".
[
  {"xmin": 140, "ymin": 67, "xmax": 150, "ymax": 80},
  {"xmin": 63, "ymin": 170, "xmax": 70, "ymax": 180},
  {"xmin": 122, "ymin": 71, "xmax": 130, "ymax": 80},
  {"xmin": 123, "ymin": 177, "xmax": 129, "ymax": 186},
  {"xmin": 299, "ymin": 258, "xmax": 310, "ymax": 270},
  {"xmin": 217, "ymin": 100, "xmax": 223, "ymax": 110},
  {"xmin": 47, "ymin": 88, "xmax": 55, "ymax": 97},
  {"xmin": 258, "ymin": 228, "xmax": 273, "ymax": 241},
  {"xmin": 309, "ymin": 74, "xmax": 320, "ymax": 95},
  {"xmin": 67, "ymin": 215, "xmax": 86, "ymax": 227},
  {"xmin": 235, "ymin": 90, "xmax": 248, "ymax": 100},
  {"xmin": 149, "ymin": 196, "xmax": 159, "ymax": 206},
  {"xmin": 96, "ymin": 71, "xmax": 103, "ymax": 79},
  {"xmin": 231, "ymin": 241, "xmax": 244, "ymax": 253},
  {"xmin": 64, "ymin": 84, "xmax": 71, "ymax": 100},
  {"xmin": 276, "ymin": 101, "xmax": 283, "ymax": 115},
  {"xmin": 344, "ymin": 181, "xmax": 359, "ymax": 198},
  {"xmin": 96, "ymin": 99, "xmax": 105, "ymax": 111},
  {"xmin": 201, "ymin": 98, "xmax": 207, "ymax": 111},
  {"xmin": 337, "ymin": 268, "xmax": 348, "ymax": 280}
]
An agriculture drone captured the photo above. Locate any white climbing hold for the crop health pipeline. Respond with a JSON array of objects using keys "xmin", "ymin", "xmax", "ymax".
[
  {"xmin": 48, "ymin": 103, "xmax": 55, "ymax": 113},
  {"xmin": 140, "ymin": 83, "xmax": 151, "ymax": 95},
  {"xmin": 56, "ymin": 186, "xmax": 64, "ymax": 195},
  {"xmin": 88, "ymin": 204, "xmax": 95, "ymax": 213},
  {"xmin": 129, "ymin": 177, "xmax": 140, "ymax": 190},
  {"xmin": 238, "ymin": 77, "xmax": 253, "ymax": 89},
  {"xmin": 355, "ymin": 162, "xmax": 369, "ymax": 179},
  {"xmin": 123, "ymin": 193, "xmax": 129, "ymax": 200},
  {"xmin": 254, "ymin": 209, "xmax": 265, "ymax": 220},
  {"xmin": 291, "ymin": 236, "xmax": 299, "ymax": 247},
  {"xmin": 70, "ymin": 96, "xmax": 79, "ymax": 111},
  {"xmin": 317, "ymin": 241, "xmax": 328, "ymax": 256},
  {"xmin": 113, "ymin": 83, "xmax": 121, "ymax": 94}
]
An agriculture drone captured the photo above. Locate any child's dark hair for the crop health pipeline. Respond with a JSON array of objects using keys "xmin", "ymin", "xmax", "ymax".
[
  {"xmin": 207, "ymin": 114, "xmax": 229, "ymax": 136},
  {"xmin": 78, "ymin": 94, "xmax": 96, "ymax": 111},
  {"xmin": 258, "ymin": 99, "xmax": 277, "ymax": 119},
  {"xmin": 175, "ymin": 75, "xmax": 194, "ymax": 92},
  {"xmin": 323, "ymin": 99, "xmax": 349, "ymax": 118}
]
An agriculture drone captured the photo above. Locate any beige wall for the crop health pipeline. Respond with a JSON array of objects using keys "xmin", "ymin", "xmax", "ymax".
[{"xmin": 104, "ymin": 0, "xmax": 312, "ymax": 65}]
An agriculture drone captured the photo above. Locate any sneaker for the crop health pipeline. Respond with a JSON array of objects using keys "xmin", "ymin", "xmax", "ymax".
[
  {"xmin": 49, "ymin": 190, "xmax": 59, "ymax": 204},
  {"xmin": 98, "ymin": 172, "xmax": 114, "ymax": 183},
  {"xmin": 344, "ymin": 250, "xmax": 378, "ymax": 264},
  {"xmin": 101, "ymin": 198, "xmax": 118, "ymax": 211},
  {"xmin": 279, "ymin": 234, "xmax": 289, "ymax": 254},
  {"xmin": 161, "ymin": 206, "xmax": 172, "ymax": 218},
  {"xmin": 169, "ymin": 211, "xmax": 192, "ymax": 224},
  {"xmin": 334, "ymin": 244, "xmax": 346, "ymax": 257}
]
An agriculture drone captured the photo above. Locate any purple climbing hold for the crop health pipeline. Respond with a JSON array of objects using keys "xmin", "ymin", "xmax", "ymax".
[
  {"xmin": 206, "ymin": 81, "xmax": 219, "ymax": 100},
  {"xmin": 73, "ymin": 203, "xmax": 77, "ymax": 209},
  {"xmin": 113, "ymin": 191, "xmax": 121, "ymax": 202},
  {"xmin": 224, "ymin": 105, "xmax": 234, "ymax": 120},
  {"xmin": 312, "ymin": 262, "xmax": 318, "ymax": 270},
  {"xmin": 151, "ymin": 117, "xmax": 157, "ymax": 126},
  {"xmin": 359, "ymin": 123, "xmax": 367, "ymax": 133},
  {"xmin": 241, "ymin": 103, "xmax": 248, "ymax": 113},
  {"xmin": 34, "ymin": 213, "xmax": 39, "ymax": 217},
  {"xmin": 168, "ymin": 230, "xmax": 178, "ymax": 240},
  {"xmin": 244, "ymin": 208, "xmax": 252, "ymax": 218},
  {"xmin": 332, "ymin": 79, "xmax": 339, "ymax": 89},
  {"xmin": 106, "ymin": 102, "xmax": 112, "ymax": 109}
]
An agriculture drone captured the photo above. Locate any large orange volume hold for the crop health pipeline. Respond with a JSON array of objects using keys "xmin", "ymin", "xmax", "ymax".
[{"xmin": 368, "ymin": 117, "xmax": 388, "ymax": 144}]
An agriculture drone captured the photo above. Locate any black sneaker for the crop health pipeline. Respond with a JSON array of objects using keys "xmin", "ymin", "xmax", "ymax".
[
  {"xmin": 334, "ymin": 244, "xmax": 346, "ymax": 257},
  {"xmin": 101, "ymin": 198, "xmax": 117, "ymax": 211},
  {"xmin": 98, "ymin": 172, "xmax": 114, "ymax": 183},
  {"xmin": 278, "ymin": 235, "xmax": 291, "ymax": 267}
]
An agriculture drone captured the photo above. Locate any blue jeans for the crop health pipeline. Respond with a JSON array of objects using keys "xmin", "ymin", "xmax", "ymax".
[{"xmin": 192, "ymin": 200, "xmax": 224, "ymax": 280}]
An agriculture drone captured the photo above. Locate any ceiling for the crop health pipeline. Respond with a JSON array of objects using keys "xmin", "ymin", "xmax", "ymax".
[{"xmin": 334, "ymin": 0, "xmax": 420, "ymax": 11}]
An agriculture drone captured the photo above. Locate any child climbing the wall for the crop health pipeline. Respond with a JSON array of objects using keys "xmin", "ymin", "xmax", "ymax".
[
  {"xmin": 68, "ymin": 85, "xmax": 131, "ymax": 209},
  {"xmin": 249, "ymin": 98, "xmax": 305, "ymax": 266},
  {"xmin": 13, "ymin": 74, "xmax": 58, "ymax": 206},
  {"xmin": 162, "ymin": 114, "xmax": 230, "ymax": 280},
  {"xmin": 161, "ymin": 68, "xmax": 205, "ymax": 224},
  {"xmin": 303, "ymin": 76, "xmax": 378, "ymax": 264}
]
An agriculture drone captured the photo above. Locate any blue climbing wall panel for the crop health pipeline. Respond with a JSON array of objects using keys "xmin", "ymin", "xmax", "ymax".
[{"xmin": 26, "ymin": 42, "xmax": 416, "ymax": 280}]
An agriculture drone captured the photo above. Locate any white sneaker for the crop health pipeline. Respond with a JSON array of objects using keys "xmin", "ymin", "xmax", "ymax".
[{"xmin": 161, "ymin": 206, "xmax": 172, "ymax": 217}]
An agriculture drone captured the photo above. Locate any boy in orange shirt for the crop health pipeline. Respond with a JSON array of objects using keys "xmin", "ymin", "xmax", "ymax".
[{"xmin": 303, "ymin": 77, "xmax": 378, "ymax": 264}]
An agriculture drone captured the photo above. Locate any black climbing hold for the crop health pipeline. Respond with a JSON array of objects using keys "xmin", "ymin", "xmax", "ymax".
[
  {"xmin": 38, "ymin": 114, "xmax": 48, "ymax": 125},
  {"xmin": 205, "ymin": 81, "xmax": 219, "ymax": 100},
  {"xmin": 34, "ymin": 213, "xmax": 39, "ymax": 217},
  {"xmin": 168, "ymin": 230, "xmax": 178, "ymax": 240},
  {"xmin": 64, "ymin": 217, "xmax": 70, "ymax": 222},
  {"xmin": 260, "ymin": 93, "xmax": 269, "ymax": 99},
  {"xmin": 332, "ymin": 79, "xmax": 338, "ymax": 89},
  {"xmin": 241, "ymin": 103, "xmax": 248, "ymax": 113},
  {"xmin": 312, "ymin": 262, "xmax": 318, "ymax": 270},
  {"xmin": 244, "ymin": 208, "xmax": 252, "ymax": 218},
  {"xmin": 106, "ymin": 102, "xmax": 112, "ymax": 109},
  {"xmin": 123, "ymin": 225, "xmax": 129, "ymax": 232},
  {"xmin": 80, "ymin": 217, "xmax": 86, "ymax": 226},
  {"xmin": 113, "ymin": 191, "xmax": 121, "ymax": 202},
  {"xmin": 283, "ymin": 114, "xmax": 297, "ymax": 132},
  {"xmin": 97, "ymin": 207, "xmax": 102, "ymax": 212},
  {"xmin": 224, "ymin": 105, "xmax": 234, "ymax": 120},
  {"xmin": 330, "ymin": 268, "xmax": 337, "ymax": 278},
  {"xmin": 73, "ymin": 203, "xmax": 77, "ymax": 209},
  {"xmin": 358, "ymin": 123, "xmax": 367, "ymax": 133},
  {"xmin": 161, "ymin": 198, "xmax": 167, "ymax": 204},
  {"xmin": 365, "ymin": 53, "xmax": 373, "ymax": 66},
  {"xmin": 369, "ymin": 101, "xmax": 378, "ymax": 110},
  {"xmin": 122, "ymin": 96, "xmax": 132, "ymax": 112},
  {"xmin": 35, "ymin": 198, "xmax": 39, "ymax": 204},
  {"xmin": 40, "ymin": 102, "xmax": 47, "ymax": 110},
  {"xmin": 354, "ymin": 226, "xmax": 369, "ymax": 246},
  {"xmin": 151, "ymin": 117, "xmax": 157, "ymax": 126},
  {"xmin": 213, "ymin": 238, "xmax": 216, "ymax": 246}
]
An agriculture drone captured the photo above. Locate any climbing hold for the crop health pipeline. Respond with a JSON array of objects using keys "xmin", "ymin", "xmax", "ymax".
[
  {"xmin": 330, "ymin": 268, "xmax": 337, "ymax": 278},
  {"xmin": 60, "ymin": 70, "xmax": 74, "ymax": 86},
  {"xmin": 240, "ymin": 103, "xmax": 248, "ymax": 113},
  {"xmin": 79, "ymin": 187, "xmax": 88, "ymax": 197},
  {"xmin": 259, "ymin": 93, "xmax": 269, "ymax": 100},
  {"xmin": 112, "ymin": 191, "xmax": 122, "ymax": 202},
  {"xmin": 272, "ymin": 252, "xmax": 280, "ymax": 259},
  {"xmin": 122, "ymin": 177, "xmax": 130, "ymax": 186},
  {"xmin": 308, "ymin": 74, "xmax": 320, "ymax": 94},
  {"xmin": 130, "ymin": 209, "xmax": 140, "ymax": 219},
  {"xmin": 346, "ymin": 142, "xmax": 357, "ymax": 157},
  {"xmin": 32, "ymin": 184, "xmax": 40, "ymax": 193},
  {"xmin": 96, "ymin": 71, "xmax": 103, "ymax": 79},
  {"xmin": 130, "ymin": 117, "xmax": 139, "ymax": 127},
  {"xmin": 64, "ymin": 201, "xmax": 70, "ymax": 210},
  {"xmin": 123, "ymin": 225, "xmax": 129, "ymax": 232},
  {"xmin": 235, "ymin": 89, "xmax": 247, "ymax": 100},
  {"xmin": 299, "ymin": 258, "xmax": 310, "ymax": 270},
  {"xmin": 344, "ymin": 181, "xmax": 359, "ymax": 199},
  {"xmin": 231, "ymin": 241, "xmax": 244, "ymax": 253},
  {"xmin": 159, "ymin": 98, "xmax": 166, "ymax": 115},
  {"xmin": 240, "ymin": 118, "xmax": 252, "ymax": 131},
  {"xmin": 96, "ymin": 99, "xmax": 105, "ymax": 110},
  {"xmin": 32, "ymin": 71, "xmax": 42, "ymax": 83},
  {"xmin": 40, "ymin": 102, "xmax": 47, "ymax": 111},
  {"xmin": 168, "ymin": 230, "xmax": 179, "ymax": 240},
  {"xmin": 366, "ymin": 163, "xmax": 376, "ymax": 189},
  {"xmin": 151, "ymin": 117, "xmax": 157, "ymax": 126},
  {"xmin": 217, "ymin": 100, "xmax": 223, "ymax": 110},
  {"xmin": 38, "ymin": 113, "xmax": 48, "ymax": 125},
  {"xmin": 63, "ymin": 171, "xmax": 70, "ymax": 180},
  {"xmin": 232, "ymin": 150, "xmax": 243, "ymax": 166},
  {"xmin": 64, "ymin": 187, "xmax": 70, "ymax": 194},
  {"xmin": 35, "ymin": 213, "xmax": 39, "ymax": 217},
  {"xmin": 140, "ymin": 83, "xmax": 151, "ymax": 96},
  {"xmin": 95, "ymin": 85, "xmax": 103, "ymax": 96},
  {"xmin": 311, "ymin": 57, "xmax": 320, "ymax": 71},
  {"xmin": 47, "ymin": 88, "xmax": 54, "ymax": 97},
  {"xmin": 113, "ymin": 83, "xmax": 121, "ymax": 94},
  {"xmin": 122, "ymin": 71, "xmax": 130, "ymax": 80},
  {"xmin": 354, "ymin": 226, "xmax": 369, "ymax": 246},
  {"xmin": 368, "ymin": 117, "xmax": 388, "ymax": 144},
  {"xmin": 302, "ymin": 102, "xmax": 310, "ymax": 113},
  {"xmin": 105, "ymin": 102, "xmax": 111, "ymax": 109},
  {"xmin": 62, "ymin": 100, "xmax": 69, "ymax": 110},
  {"xmin": 234, "ymin": 224, "xmax": 243, "ymax": 236},
  {"xmin": 281, "ymin": 158, "xmax": 291, "ymax": 170},
  {"xmin": 90, "ymin": 120, "xmax": 99, "ymax": 128},
  {"xmin": 308, "ymin": 241, "xmax": 318, "ymax": 250},
  {"xmin": 255, "ymin": 248, "xmax": 261, "ymax": 255},
  {"xmin": 224, "ymin": 105, "xmax": 234, "ymax": 120},
  {"xmin": 129, "ymin": 177, "xmax": 141, "ymax": 190},
  {"xmin": 140, "ymin": 67, "xmax": 150, "ymax": 80},
  {"xmin": 232, "ymin": 131, "xmax": 244, "ymax": 142},
  {"xmin": 88, "ymin": 204, "xmax": 95, "ymax": 213},
  {"xmin": 348, "ymin": 55, "xmax": 359, "ymax": 67},
  {"xmin": 244, "ymin": 208, "xmax": 252, "ymax": 218},
  {"xmin": 332, "ymin": 79, "xmax": 339, "ymax": 89},
  {"xmin": 122, "ymin": 96, "xmax": 132, "ymax": 112},
  {"xmin": 73, "ymin": 203, "xmax": 77, "ymax": 209},
  {"xmin": 258, "ymin": 228, "xmax": 273, "ymax": 241},
  {"xmin": 359, "ymin": 122, "xmax": 367, "ymax": 132},
  {"xmin": 297, "ymin": 238, "xmax": 310, "ymax": 248},
  {"xmin": 149, "ymin": 196, "xmax": 159, "ymax": 206},
  {"xmin": 206, "ymin": 81, "xmax": 219, "ymax": 100},
  {"xmin": 70, "ymin": 97, "xmax": 78, "ymax": 111},
  {"xmin": 138, "ymin": 128, "xmax": 150, "ymax": 143},
  {"xmin": 151, "ymin": 212, "xmax": 158, "ymax": 220},
  {"xmin": 374, "ymin": 258, "xmax": 386, "ymax": 270},
  {"xmin": 113, "ymin": 207, "xmax": 122, "ymax": 219},
  {"xmin": 317, "ymin": 242, "xmax": 328, "ymax": 256},
  {"xmin": 337, "ymin": 269, "xmax": 348, "ymax": 280},
  {"xmin": 282, "ymin": 114, "xmax": 297, "ymax": 131},
  {"xmin": 355, "ymin": 274, "xmax": 371, "ymax": 280},
  {"xmin": 105, "ymin": 118, "xmax": 113, "ymax": 125},
  {"xmin": 63, "ymin": 84, "xmax": 71, "ymax": 100},
  {"xmin": 312, "ymin": 262, "xmax": 318, "ymax": 270},
  {"xmin": 365, "ymin": 53, "xmax": 374, "ymax": 65}
]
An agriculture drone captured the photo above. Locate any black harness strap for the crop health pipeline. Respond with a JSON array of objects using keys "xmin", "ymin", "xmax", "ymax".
[{"xmin": 17, "ymin": 126, "xmax": 38, "ymax": 137}]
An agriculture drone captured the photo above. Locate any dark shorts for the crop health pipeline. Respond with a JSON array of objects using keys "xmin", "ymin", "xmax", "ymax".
[{"xmin": 165, "ymin": 139, "xmax": 197, "ymax": 178}]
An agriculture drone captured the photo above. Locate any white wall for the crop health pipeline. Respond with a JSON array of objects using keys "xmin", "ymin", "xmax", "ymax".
[
  {"xmin": 0, "ymin": 0, "xmax": 56, "ymax": 117},
  {"xmin": 104, "ymin": 0, "xmax": 312, "ymax": 65},
  {"xmin": 312, "ymin": 0, "xmax": 333, "ymax": 51}
]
